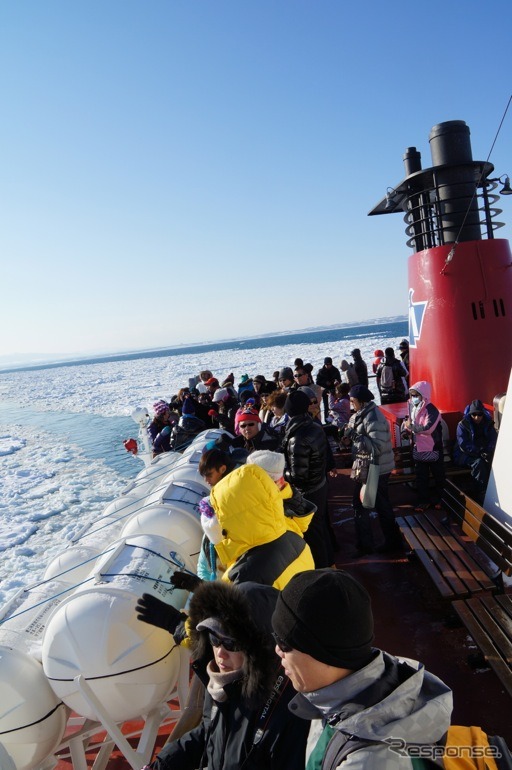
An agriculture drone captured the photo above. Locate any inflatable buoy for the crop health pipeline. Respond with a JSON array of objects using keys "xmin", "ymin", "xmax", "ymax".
[
  {"xmin": 42, "ymin": 534, "xmax": 191, "ymax": 722},
  {"xmin": 0, "ymin": 646, "xmax": 67, "ymax": 770}
]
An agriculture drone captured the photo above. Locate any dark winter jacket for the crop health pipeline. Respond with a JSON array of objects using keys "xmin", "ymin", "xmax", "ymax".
[
  {"xmin": 316, "ymin": 364, "xmax": 341, "ymax": 392},
  {"xmin": 352, "ymin": 353, "xmax": 369, "ymax": 388},
  {"xmin": 454, "ymin": 403, "xmax": 497, "ymax": 466},
  {"xmin": 150, "ymin": 581, "xmax": 309, "ymax": 770},
  {"xmin": 282, "ymin": 414, "xmax": 328, "ymax": 493}
]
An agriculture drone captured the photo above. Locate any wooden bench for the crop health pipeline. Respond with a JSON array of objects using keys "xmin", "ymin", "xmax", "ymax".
[
  {"xmin": 398, "ymin": 480, "xmax": 512, "ymax": 696},
  {"xmin": 396, "ymin": 508, "xmax": 497, "ymax": 599},
  {"xmin": 452, "ymin": 593, "xmax": 512, "ymax": 699},
  {"xmin": 441, "ymin": 480, "xmax": 512, "ymax": 592}
]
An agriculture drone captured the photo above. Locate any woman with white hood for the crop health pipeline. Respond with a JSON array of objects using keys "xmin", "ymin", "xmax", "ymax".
[{"xmin": 401, "ymin": 381, "xmax": 445, "ymax": 512}]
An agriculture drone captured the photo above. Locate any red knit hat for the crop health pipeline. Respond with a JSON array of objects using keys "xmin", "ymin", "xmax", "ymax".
[{"xmin": 235, "ymin": 408, "xmax": 261, "ymax": 427}]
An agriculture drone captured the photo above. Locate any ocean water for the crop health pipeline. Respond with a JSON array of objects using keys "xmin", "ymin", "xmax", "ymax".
[{"xmin": 0, "ymin": 319, "xmax": 407, "ymax": 605}]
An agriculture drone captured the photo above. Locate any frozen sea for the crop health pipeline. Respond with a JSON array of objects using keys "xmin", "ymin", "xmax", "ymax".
[{"xmin": 0, "ymin": 320, "xmax": 407, "ymax": 606}]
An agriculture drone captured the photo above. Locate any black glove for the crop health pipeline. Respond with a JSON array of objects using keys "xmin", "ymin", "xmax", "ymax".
[
  {"xmin": 343, "ymin": 425, "xmax": 356, "ymax": 440},
  {"xmin": 135, "ymin": 593, "xmax": 186, "ymax": 635},
  {"xmin": 170, "ymin": 571, "xmax": 203, "ymax": 592}
]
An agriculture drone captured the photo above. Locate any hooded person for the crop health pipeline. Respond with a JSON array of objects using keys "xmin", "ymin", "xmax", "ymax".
[
  {"xmin": 135, "ymin": 462, "xmax": 314, "ymax": 653},
  {"xmin": 453, "ymin": 399, "xmax": 497, "ymax": 501},
  {"xmin": 247, "ymin": 449, "xmax": 315, "ymax": 536},
  {"xmin": 237, "ymin": 373, "xmax": 254, "ymax": 398},
  {"xmin": 339, "ymin": 358, "xmax": 359, "ymax": 388},
  {"xmin": 209, "ymin": 463, "xmax": 315, "ymax": 588},
  {"xmin": 343, "ymin": 384, "xmax": 402, "ymax": 554},
  {"xmin": 145, "ymin": 581, "xmax": 309, "ymax": 770},
  {"xmin": 401, "ymin": 381, "xmax": 444, "ymax": 512},
  {"xmin": 281, "ymin": 390, "xmax": 334, "ymax": 568},
  {"xmin": 271, "ymin": 569, "xmax": 453, "ymax": 770},
  {"xmin": 350, "ymin": 348, "xmax": 369, "ymax": 388}
]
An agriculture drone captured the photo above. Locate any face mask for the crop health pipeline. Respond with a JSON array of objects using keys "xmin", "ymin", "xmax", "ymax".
[{"xmin": 411, "ymin": 396, "xmax": 421, "ymax": 406}]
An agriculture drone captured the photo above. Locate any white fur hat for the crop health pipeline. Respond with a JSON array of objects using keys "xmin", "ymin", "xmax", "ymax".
[{"xmin": 247, "ymin": 450, "xmax": 285, "ymax": 481}]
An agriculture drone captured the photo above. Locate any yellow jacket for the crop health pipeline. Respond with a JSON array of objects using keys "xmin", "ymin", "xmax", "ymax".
[{"xmin": 210, "ymin": 464, "xmax": 314, "ymax": 589}]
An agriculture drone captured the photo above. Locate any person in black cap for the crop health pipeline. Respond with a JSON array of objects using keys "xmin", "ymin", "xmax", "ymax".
[
  {"xmin": 453, "ymin": 399, "xmax": 497, "ymax": 502},
  {"xmin": 282, "ymin": 390, "xmax": 335, "ymax": 568},
  {"xmin": 316, "ymin": 357, "xmax": 341, "ymax": 424},
  {"xmin": 271, "ymin": 569, "xmax": 452, "ymax": 770},
  {"xmin": 142, "ymin": 581, "xmax": 309, "ymax": 770},
  {"xmin": 341, "ymin": 384, "xmax": 402, "ymax": 554}
]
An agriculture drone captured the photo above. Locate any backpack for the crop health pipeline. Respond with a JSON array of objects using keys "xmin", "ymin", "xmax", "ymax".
[
  {"xmin": 379, "ymin": 363, "xmax": 395, "ymax": 392},
  {"xmin": 322, "ymin": 725, "xmax": 512, "ymax": 770}
]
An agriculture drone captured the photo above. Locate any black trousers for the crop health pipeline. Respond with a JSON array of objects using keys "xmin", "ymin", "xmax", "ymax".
[
  {"xmin": 303, "ymin": 483, "xmax": 335, "ymax": 568},
  {"xmin": 415, "ymin": 456, "xmax": 445, "ymax": 504},
  {"xmin": 352, "ymin": 472, "xmax": 400, "ymax": 550}
]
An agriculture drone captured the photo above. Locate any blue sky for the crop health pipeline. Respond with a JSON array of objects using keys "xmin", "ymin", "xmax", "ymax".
[{"xmin": 1, "ymin": 1, "xmax": 511, "ymax": 362}]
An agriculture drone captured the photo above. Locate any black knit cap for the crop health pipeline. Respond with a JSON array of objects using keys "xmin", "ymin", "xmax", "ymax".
[
  {"xmin": 284, "ymin": 389, "xmax": 311, "ymax": 417},
  {"xmin": 272, "ymin": 569, "xmax": 374, "ymax": 670},
  {"xmin": 349, "ymin": 384, "xmax": 375, "ymax": 403}
]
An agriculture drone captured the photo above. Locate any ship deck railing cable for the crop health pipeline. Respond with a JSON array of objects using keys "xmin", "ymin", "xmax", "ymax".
[
  {"xmin": 441, "ymin": 94, "xmax": 512, "ymax": 273},
  {"xmin": 0, "ymin": 543, "xmax": 198, "ymax": 625}
]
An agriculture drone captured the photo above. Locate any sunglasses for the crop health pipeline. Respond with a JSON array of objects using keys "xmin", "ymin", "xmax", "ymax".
[
  {"xmin": 310, "ymin": 400, "xmax": 318, "ymax": 405},
  {"xmin": 294, "ymin": 373, "xmax": 306, "ymax": 378},
  {"xmin": 240, "ymin": 422, "xmax": 256, "ymax": 428},
  {"xmin": 208, "ymin": 631, "xmax": 241, "ymax": 652},
  {"xmin": 272, "ymin": 631, "xmax": 293, "ymax": 652}
]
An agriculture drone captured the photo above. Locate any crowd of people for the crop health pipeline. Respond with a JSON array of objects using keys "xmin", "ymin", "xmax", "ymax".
[{"xmin": 133, "ymin": 340, "xmax": 500, "ymax": 769}]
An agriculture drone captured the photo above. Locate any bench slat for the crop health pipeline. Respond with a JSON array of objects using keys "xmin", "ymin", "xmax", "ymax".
[
  {"xmin": 421, "ymin": 511, "xmax": 495, "ymax": 592},
  {"xmin": 405, "ymin": 514, "xmax": 474, "ymax": 597},
  {"xmin": 442, "ymin": 481, "xmax": 512, "ymax": 577},
  {"xmin": 453, "ymin": 596, "xmax": 512, "ymax": 699},
  {"xmin": 397, "ymin": 517, "xmax": 457, "ymax": 598}
]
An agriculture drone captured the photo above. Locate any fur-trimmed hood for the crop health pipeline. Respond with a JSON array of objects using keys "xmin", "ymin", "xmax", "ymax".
[{"xmin": 188, "ymin": 580, "xmax": 280, "ymax": 706}]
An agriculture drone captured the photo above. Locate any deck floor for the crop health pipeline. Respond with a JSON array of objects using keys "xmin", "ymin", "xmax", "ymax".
[{"xmin": 328, "ymin": 460, "xmax": 512, "ymax": 745}]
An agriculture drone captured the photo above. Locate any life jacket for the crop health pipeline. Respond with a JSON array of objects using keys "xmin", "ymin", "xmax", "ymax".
[{"xmin": 321, "ymin": 724, "xmax": 510, "ymax": 770}]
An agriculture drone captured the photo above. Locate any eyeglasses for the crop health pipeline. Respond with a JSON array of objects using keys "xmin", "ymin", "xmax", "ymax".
[
  {"xmin": 272, "ymin": 631, "xmax": 293, "ymax": 652},
  {"xmin": 240, "ymin": 422, "xmax": 255, "ymax": 428},
  {"xmin": 209, "ymin": 631, "xmax": 241, "ymax": 652}
]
